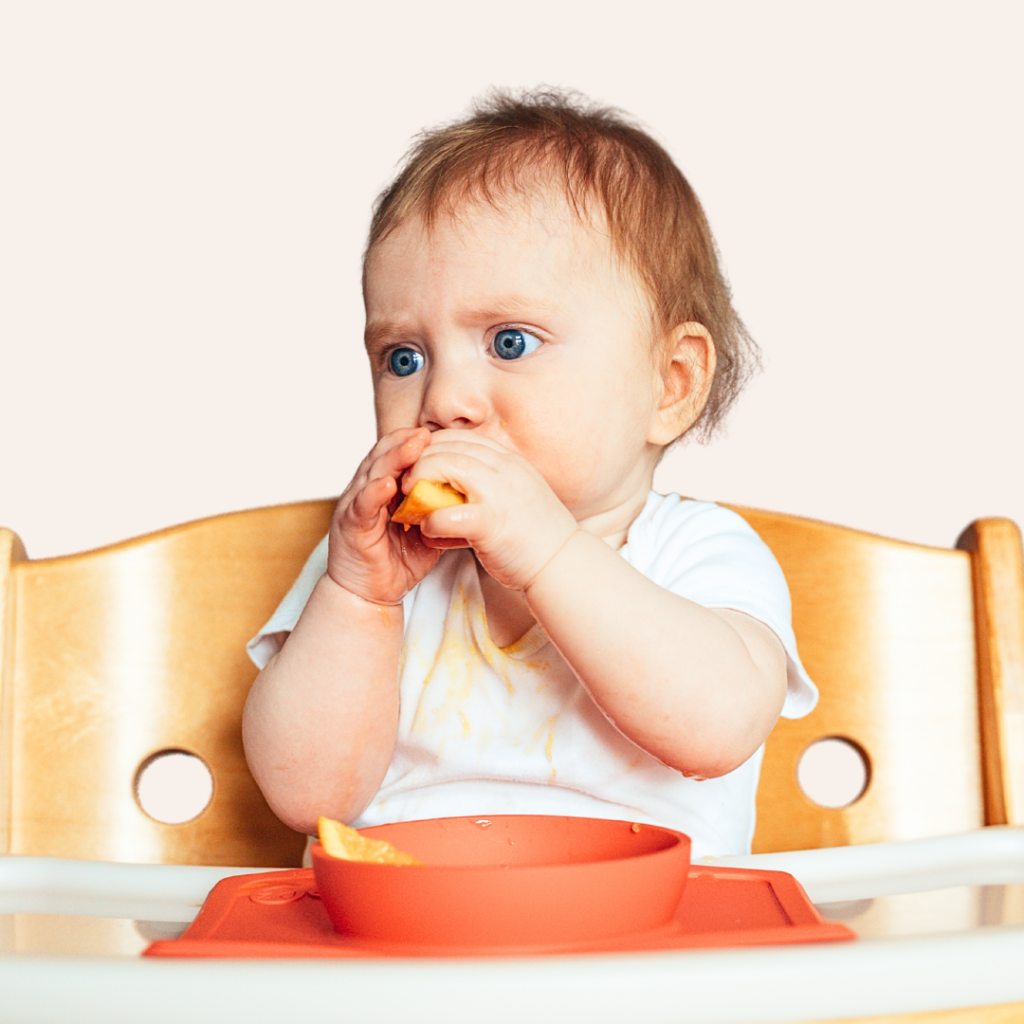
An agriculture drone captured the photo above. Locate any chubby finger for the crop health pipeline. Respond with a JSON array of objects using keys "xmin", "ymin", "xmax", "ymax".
[
  {"xmin": 409, "ymin": 436, "xmax": 509, "ymax": 471},
  {"xmin": 426, "ymin": 429, "xmax": 511, "ymax": 454},
  {"xmin": 400, "ymin": 449, "xmax": 500, "ymax": 499},
  {"xmin": 348, "ymin": 474, "xmax": 399, "ymax": 528},
  {"xmin": 363, "ymin": 426, "xmax": 430, "ymax": 469},
  {"xmin": 365, "ymin": 428, "xmax": 431, "ymax": 486},
  {"xmin": 419, "ymin": 534, "xmax": 472, "ymax": 550},
  {"xmin": 418, "ymin": 501, "xmax": 487, "ymax": 540},
  {"xmin": 360, "ymin": 426, "xmax": 425, "ymax": 465},
  {"xmin": 343, "ymin": 429, "xmax": 424, "ymax": 500}
]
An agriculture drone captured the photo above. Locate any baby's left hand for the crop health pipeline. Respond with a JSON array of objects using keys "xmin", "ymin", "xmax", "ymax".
[{"xmin": 401, "ymin": 429, "xmax": 578, "ymax": 591}]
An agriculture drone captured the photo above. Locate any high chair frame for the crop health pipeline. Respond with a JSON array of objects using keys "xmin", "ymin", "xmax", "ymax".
[
  {"xmin": 1, "ymin": 498, "xmax": 1022, "ymax": 868},
  {"xmin": 723, "ymin": 505, "xmax": 1024, "ymax": 852}
]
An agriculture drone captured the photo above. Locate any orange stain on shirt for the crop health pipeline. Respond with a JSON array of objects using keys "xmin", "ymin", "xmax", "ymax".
[{"xmin": 545, "ymin": 715, "xmax": 559, "ymax": 762}]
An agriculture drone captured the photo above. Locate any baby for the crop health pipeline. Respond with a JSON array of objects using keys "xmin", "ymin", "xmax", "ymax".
[{"xmin": 242, "ymin": 89, "xmax": 816, "ymax": 859}]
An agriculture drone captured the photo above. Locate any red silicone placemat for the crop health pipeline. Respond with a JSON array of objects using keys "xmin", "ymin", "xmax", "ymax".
[{"xmin": 145, "ymin": 865, "xmax": 854, "ymax": 959}]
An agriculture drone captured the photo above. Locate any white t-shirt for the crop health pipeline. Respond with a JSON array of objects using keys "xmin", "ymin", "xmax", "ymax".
[{"xmin": 248, "ymin": 493, "xmax": 817, "ymax": 858}]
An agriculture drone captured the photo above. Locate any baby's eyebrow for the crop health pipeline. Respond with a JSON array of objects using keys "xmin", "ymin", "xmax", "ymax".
[
  {"xmin": 364, "ymin": 318, "xmax": 413, "ymax": 352},
  {"xmin": 456, "ymin": 297, "xmax": 561, "ymax": 326}
]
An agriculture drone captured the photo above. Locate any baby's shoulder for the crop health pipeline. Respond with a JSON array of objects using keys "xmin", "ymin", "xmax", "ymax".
[
  {"xmin": 625, "ymin": 492, "xmax": 761, "ymax": 552},
  {"xmin": 623, "ymin": 492, "xmax": 781, "ymax": 588}
]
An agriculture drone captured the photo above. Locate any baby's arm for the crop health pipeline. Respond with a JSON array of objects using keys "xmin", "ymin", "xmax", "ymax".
[
  {"xmin": 408, "ymin": 432, "xmax": 787, "ymax": 779},
  {"xmin": 524, "ymin": 532, "xmax": 787, "ymax": 778},
  {"xmin": 242, "ymin": 576, "xmax": 404, "ymax": 833},
  {"xmin": 242, "ymin": 427, "xmax": 437, "ymax": 834}
]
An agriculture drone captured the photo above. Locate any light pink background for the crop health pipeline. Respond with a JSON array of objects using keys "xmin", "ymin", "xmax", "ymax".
[{"xmin": 2, "ymin": 1, "xmax": 1021, "ymax": 558}]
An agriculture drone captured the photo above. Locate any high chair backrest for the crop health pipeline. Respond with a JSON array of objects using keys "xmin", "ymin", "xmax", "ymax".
[
  {"xmin": 0, "ymin": 500, "xmax": 334, "ymax": 866},
  {"xmin": 726, "ymin": 506, "xmax": 1024, "ymax": 853},
  {"xmin": 3, "ymin": 500, "xmax": 1022, "ymax": 865}
]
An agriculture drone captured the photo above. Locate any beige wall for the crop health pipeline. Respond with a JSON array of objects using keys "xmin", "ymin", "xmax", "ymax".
[{"xmin": 2, "ymin": 0, "xmax": 1021, "ymax": 557}]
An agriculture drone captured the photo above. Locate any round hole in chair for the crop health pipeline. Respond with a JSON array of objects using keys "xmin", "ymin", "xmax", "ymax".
[
  {"xmin": 134, "ymin": 750, "xmax": 214, "ymax": 824},
  {"xmin": 796, "ymin": 736, "xmax": 870, "ymax": 809}
]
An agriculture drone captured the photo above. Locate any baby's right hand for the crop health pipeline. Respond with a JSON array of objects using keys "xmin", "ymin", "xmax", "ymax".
[{"xmin": 326, "ymin": 427, "xmax": 440, "ymax": 605}]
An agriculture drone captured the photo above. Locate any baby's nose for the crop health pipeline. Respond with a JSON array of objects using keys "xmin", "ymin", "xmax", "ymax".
[{"xmin": 419, "ymin": 366, "xmax": 491, "ymax": 431}]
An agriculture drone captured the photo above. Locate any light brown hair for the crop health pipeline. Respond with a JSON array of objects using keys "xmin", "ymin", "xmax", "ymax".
[{"xmin": 364, "ymin": 87, "xmax": 760, "ymax": 441}]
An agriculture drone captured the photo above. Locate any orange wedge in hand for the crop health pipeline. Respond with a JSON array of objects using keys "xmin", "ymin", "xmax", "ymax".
[
  {"xmin": 391, "ymin": 480, "xmax": 466, "ymax": 531},
  {"xmin": 317, "ymin": 816, "xmax": 423, "ymax": 866}
]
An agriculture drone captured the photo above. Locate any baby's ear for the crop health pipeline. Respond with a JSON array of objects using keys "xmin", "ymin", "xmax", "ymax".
[{"xmin": 647, "ymin": 322, "xmax": 716, "ymax": 445}]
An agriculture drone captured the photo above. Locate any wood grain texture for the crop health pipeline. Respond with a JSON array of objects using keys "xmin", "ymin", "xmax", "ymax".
[
  {"xmin": 727, "ymin": 506, "xmax": 986, "ymax": 852},
  {"xmin": 0, "ymin": 528, "xmax": 28, "ymax": 854},
  {"xmin": 0, "ymin": 501, "xmax": 334, "ymax": 866},
  {"xmin": 956, "ymin": 518, "xmax": 1024, "ymax": 826}
]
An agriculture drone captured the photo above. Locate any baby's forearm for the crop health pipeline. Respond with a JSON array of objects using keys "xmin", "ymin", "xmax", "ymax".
[
  {"xmin": 241, "ymin": 574, "xmax": 403, "ymax": 834},
  {"xmin": 524, "ymin": 530, "xmax": 787, "ymax": 778}
]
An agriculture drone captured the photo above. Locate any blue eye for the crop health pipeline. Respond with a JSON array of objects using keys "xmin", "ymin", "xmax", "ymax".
[
  {"xmin": 493, "ymin": 328, "xmax": 542, "ymax": 361},
  {"xmin": 389, "ymin": 348, "xmax": 423, "ymax": 377}
]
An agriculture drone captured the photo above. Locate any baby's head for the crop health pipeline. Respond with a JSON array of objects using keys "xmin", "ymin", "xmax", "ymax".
[{"xmin": 363, "ymin": 88, "xmax": 758, "ymax": 445}]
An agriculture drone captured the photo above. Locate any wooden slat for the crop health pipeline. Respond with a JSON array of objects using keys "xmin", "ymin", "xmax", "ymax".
[
  {"xmin": 0, "ymin": 528, "xmax": 28, "ymax": 854},
  {"xmin": 956, "ymin": 518, "xmax": 1024, "ymax": 826}
]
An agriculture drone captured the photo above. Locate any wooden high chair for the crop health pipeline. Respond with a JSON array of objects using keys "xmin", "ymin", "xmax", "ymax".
[
  {"xmin": 725, "ymin": 505, "xmax": 1024, "ymax": 852},
  {"xmin": 1, "ymin": 498, "xmax": 1022, "ymax": 868},
  {"xmin": 0, "ymin": 501, "xmax": 333, "ymax": 866}
]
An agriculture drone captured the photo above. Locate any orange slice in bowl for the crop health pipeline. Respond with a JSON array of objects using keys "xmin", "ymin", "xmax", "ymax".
[
  {"xmin": 391, "ymin": 480, "xmax": 466, "ymax": 531},
  {"xmin": 317, "ymin": 816, "xmax": 422, "ymax": 866}
]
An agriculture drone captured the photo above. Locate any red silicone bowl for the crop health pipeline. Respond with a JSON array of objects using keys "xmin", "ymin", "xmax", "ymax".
[{"xmin": 311, "ymin": 815, "xmax": 691, "ymax": 949}]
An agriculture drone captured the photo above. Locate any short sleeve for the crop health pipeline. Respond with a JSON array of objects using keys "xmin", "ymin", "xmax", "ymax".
[
  {"xmin": 246, "ymin": 534, "xmax": 330, "ymax": 669},
  {"xmin": 620, "ymin": 494, "xmax": 818, "ymax": 719}
]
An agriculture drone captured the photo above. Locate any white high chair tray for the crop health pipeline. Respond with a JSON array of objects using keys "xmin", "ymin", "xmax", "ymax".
[{"xmin": 3, "ymin": 828, "xmax": 1024, "ymax": 1024}]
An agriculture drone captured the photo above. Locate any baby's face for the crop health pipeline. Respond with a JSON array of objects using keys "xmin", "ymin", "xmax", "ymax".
[{"xmin": 363, "ymin": 190, "xmax": 668, "ymax": 524}]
